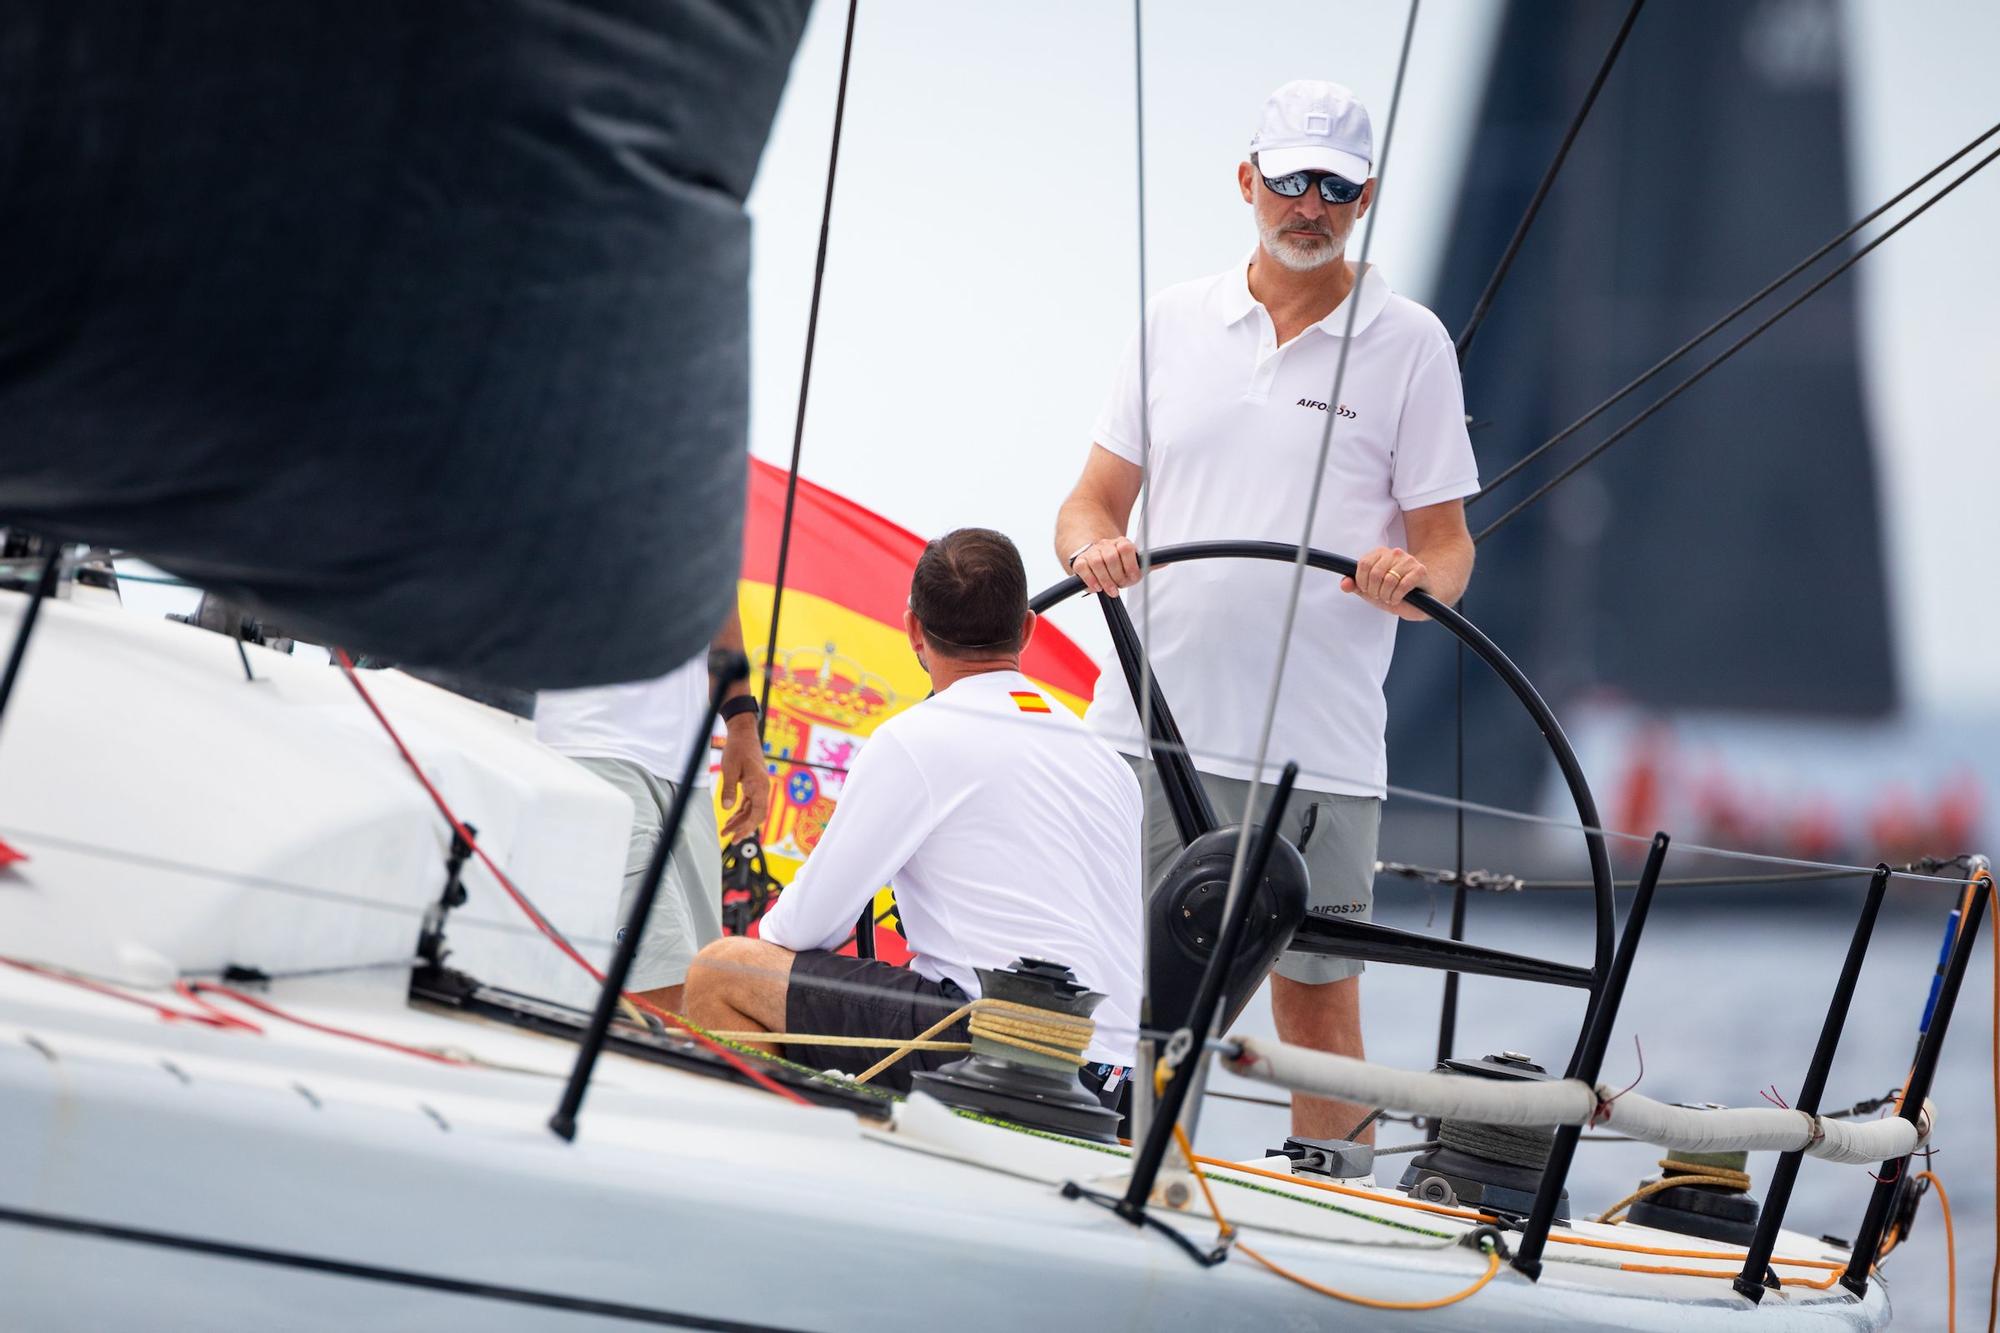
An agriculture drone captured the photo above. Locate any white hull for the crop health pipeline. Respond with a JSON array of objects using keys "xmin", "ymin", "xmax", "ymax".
[{"xmin": 0, "ymin": 593, "xmax": 1891, "ymax": 1330}]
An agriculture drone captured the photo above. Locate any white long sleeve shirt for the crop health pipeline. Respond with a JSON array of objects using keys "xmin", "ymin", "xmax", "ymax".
[{"xmin": 759, "ymin": 669, "xmax": 1143, "ymax": 1066}]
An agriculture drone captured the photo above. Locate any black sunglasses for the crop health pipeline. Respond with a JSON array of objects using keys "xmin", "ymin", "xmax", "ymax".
[{"xmin": 1253, "ymin": 155, "xmax": 1365, "ymax": 205}]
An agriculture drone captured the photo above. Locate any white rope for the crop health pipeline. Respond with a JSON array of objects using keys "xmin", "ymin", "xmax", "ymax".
[{"xmin": 1226, "ymin": 1036, "xmax": 1933, "ymax": 1164}]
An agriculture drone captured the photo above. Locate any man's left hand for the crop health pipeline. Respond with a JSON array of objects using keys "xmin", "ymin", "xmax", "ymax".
[
  {"xmin": 717, "ymin": 715, "xmax": 770, "ymax": 840},
  {"xmin": 1341, "ymin": 546, "xmax": 1431, "ymax": 621}
]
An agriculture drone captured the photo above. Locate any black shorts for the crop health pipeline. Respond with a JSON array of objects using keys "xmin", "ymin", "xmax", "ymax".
[{"xmin": 783, "ymin": 951, "xmax": 1132, "ymax": 1112}]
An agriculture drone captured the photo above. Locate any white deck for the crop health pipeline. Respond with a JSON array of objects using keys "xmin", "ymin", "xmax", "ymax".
[{"xmin": 0, "ymin": 592, "xmax": 1891, "ymax": 1330}]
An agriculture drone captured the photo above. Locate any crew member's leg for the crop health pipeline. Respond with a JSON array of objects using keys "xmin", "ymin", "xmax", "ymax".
[
  {"xmin": 1270, "ymin": 793, "xmax": 1381, "ymax": 1141},
  {"xmin": 684, "ymin": 935, "xmax": 796, "ymax": 1054},
  {"xmin": 688, "ymin": 939, "xmax": 971, "ymax": 1094},
  {"xmin": 573, "ymin": 757, "xmax": 717, "ymax": 1014}
]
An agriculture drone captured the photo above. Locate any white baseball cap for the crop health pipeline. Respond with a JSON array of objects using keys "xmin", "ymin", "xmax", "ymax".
[{"xmin": 1248, "ymin": 80, "xmax": 1373, "ymax": 184}]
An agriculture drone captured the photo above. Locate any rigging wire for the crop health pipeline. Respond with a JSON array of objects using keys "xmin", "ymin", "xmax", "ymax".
[
  {"xmin": 1160, "ymin": 0, "xmax": 1422, "ymax": 1148},
  {"xmin": 1126, "ymin": 0, "xmax": 1160, "ymax": 1148},
  {"xmin": 1472, "ymin": 117, "xmax": 2000, "ymax": 505},
  {"xmin": 1378, "ymin": 861, "xmax": 1867, "ymax": 892},
  {"xmin": 0, "ymin": 822, "xmax": 621, "ymax": 949},
  {"xmin": 1443, "ymin": 0, "xmax": 1646, "ymax": 1059},
  {"xmin": 756, "ymin": 0, "xmax": 861, "ymax": 724},
  {"xmin": 1211, "ymin": 0, "xmax": 1423, "ymax": 988},
  {"xmin": 1452, "ymin": 0, "xmax": 1646, "ymax": 366},
  {"xmin": 1473, "ymin": 136, "xmax": 2000, "ymax": 544},
  {"xmin": 6, "ymin": 708, "xmax": 1976, "ymax": 894}
]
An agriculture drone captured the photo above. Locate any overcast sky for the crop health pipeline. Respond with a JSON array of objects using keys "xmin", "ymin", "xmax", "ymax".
[{"xmin": 742, "ymin": 0, "xmax": 2000, "ymax": 714}]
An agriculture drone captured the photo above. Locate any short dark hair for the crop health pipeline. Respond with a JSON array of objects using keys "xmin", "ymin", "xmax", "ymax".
[{"xmin": 909, "ymin": 528, "xmax": 1028, "ymax": 658}]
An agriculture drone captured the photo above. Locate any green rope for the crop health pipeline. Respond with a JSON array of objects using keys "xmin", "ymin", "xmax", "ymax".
[{"xmin": 663, "ymin": 1013, "xmax": 899, "ymax": 1102}]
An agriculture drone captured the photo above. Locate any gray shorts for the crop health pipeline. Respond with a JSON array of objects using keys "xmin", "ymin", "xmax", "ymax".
[
  {"xmin": 574, "ymin": 756, "xmax": 723, "ymax": 991},
  {"xmin": 1128, "ymin": 756, "xmax": 1380, "ymax": 985}
]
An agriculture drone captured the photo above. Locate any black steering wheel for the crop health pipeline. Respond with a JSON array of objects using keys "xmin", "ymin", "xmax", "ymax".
[{"xmin": 1030, "ymin": 540, "xmax": 1616, "ymax": 1049}]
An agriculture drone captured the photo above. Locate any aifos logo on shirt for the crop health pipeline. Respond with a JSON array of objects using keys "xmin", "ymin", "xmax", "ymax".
[{"xmin": 1297, "ymin": 398, "xmax": 1357, "ymax": 418}]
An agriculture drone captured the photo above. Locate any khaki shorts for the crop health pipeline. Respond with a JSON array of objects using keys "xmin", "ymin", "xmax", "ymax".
[
  {"xmin": 574, "ymin": 756, "xmax": 723, "ymax": 991},
  {"xmin": 1128, "ymin": 756, "xmax": 1380, "ymax": 985}
]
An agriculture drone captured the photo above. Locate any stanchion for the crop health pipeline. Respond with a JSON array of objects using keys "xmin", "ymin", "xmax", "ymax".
[
  {"xmin": 1513, "ymin": 832, "xmax": 1669, "ymax": 1279},
  {"xmin": 1733, "ymin": 865, "xmax": 1890, "ymax": 1300}
]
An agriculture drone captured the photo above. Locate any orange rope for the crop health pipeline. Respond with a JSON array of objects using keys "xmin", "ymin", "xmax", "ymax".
[
  {"xmin": 1183, "ymin": 1152, "xmax": 1843, "ymax": 1269},
  {"xmin": 1170, "ymin": 1122, "xmax": 1503, "ymax": 1310},
  {"xmin": 1616, "ymin": 1261, "xmax": 1843, "ymax": 1290},
  {"xmin": 1916, "ymin": 1171, "xmax": 1957, "ymax": 1332}
]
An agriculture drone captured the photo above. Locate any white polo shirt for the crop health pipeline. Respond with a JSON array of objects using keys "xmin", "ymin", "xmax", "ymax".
[
  {"xmin": 535, "ymin": 654, "xmax": 716, "ymax": 789},
  {"xmin": 759, "ymin": 670, "xmax": 1143, "ymax": 1066},
  {"xmin": 1085, "ymin": 259, "xmax": 1478, "ymax": 796}
]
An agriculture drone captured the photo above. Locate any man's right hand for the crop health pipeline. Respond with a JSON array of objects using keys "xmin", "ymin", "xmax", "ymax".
[{"xmin": 1069, "ymin": 535, "xmax": 1145, "ymax": 598}]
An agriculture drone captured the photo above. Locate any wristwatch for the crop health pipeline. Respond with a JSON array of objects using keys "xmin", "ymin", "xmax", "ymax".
[{"xmin": 719, "ymin": 695, "xmax": 760, "ymax": 723}]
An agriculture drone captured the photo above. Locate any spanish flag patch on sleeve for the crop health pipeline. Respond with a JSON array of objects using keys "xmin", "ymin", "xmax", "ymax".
[{"xmin": 1009, "ymin": 690, "xmax": 1052, "ymax": 714}]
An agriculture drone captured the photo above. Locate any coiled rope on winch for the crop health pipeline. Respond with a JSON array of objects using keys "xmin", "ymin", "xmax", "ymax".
[
  {"xmin": 1597, "ymin": 1155, "xmax": 1753, "ymax": 1226},
  {"xmin": 703, "ymin": 996, "xmax": 1095, "ymax": 1086},
  {"xmin": 1435, "ymin": 1117, "xmax": 1554, "ymax": 1170}
]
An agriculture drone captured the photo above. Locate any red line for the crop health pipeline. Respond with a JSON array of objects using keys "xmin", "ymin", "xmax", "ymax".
[
  {"xmin": 0, "ymin": 957, "xmax": 238, "ymax": 1029},
  {"xmin": 182, "ymin": 981, "xmax": 466, "ymax": 1067},
  {"xmin": 331, "ymin": 650, "xmax": 807, "ymax": 1105}
]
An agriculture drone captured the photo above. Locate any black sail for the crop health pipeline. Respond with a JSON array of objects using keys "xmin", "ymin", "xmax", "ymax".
[
  {"xmin": 0, "ymin": 1, "xmax": 811, "ymax": 688},
  {"xmin": 1389, "ymin": 0, "xmax": 1897, "ymax": 797}
]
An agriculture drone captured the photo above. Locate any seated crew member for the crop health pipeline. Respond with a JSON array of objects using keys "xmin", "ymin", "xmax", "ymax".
[{"xmin": 684, "ymin": 528, "xmax": 1142, "ymax": 1097}]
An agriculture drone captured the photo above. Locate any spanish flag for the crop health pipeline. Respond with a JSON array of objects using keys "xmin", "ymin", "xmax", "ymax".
[{"xmin": 728, "ymin": 459, "xmax": 1098, "ymax": 962}]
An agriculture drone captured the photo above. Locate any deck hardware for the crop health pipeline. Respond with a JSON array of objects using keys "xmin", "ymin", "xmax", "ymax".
[
  {"xmin": 909, "ymin": 958, "xmax": 1120, "ymax": 1141},
  {"xmin": 1401, "ymin": 1052, "xmax": 1566, "ymax": 1221},
  {"xmin": 416, "ymin": 824, "xmax": 477, "ymax": 971}
]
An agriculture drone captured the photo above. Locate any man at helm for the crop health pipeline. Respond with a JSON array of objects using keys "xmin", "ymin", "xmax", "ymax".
[
  {"xmin": 1053, "ymin": 80, "xmax": 1479, "ymax": 1139},
  {"xmin": 685, "ymin": 528, "xmax": 1140, "ymax": 1098}
]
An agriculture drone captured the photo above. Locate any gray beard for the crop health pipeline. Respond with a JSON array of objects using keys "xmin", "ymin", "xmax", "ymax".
[{"xmin": 1259, "ymin": 215, "xmax": 1350, "ymax": 272}]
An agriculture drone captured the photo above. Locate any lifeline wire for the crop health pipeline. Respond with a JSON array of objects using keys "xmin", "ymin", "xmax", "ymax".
[
  {"xmin": 1474, "ymin": 136, "xmax": 2000, "ymax": 544},
  {"xmin": 757, "ymin": 0, "xmax": 860, "ymax": 724},
  {"xmin": 809, "ymin": 687, "xmax": 1974, "ymax": 884},
  {"xmin": 12, "ymin": 689, "xmax": 1971, "ymax": 899},
  {"xmin": 1472, "ymin": 117, "xmax": 2000, "ymax": 504}
]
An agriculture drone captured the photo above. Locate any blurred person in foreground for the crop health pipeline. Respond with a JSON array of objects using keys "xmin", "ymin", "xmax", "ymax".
[
  {"xmin": 536, "ymin": 609, "xmax": 769, "ymax": 1014},
  {"xmin": 1053, "ymin": 80, "xmax": 1478, "ymax": 1141}
]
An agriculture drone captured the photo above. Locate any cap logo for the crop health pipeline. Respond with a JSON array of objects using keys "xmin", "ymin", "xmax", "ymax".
[{"xmin": 1305, "ymin": 112, "xmax": 1331, "ymax": 135}]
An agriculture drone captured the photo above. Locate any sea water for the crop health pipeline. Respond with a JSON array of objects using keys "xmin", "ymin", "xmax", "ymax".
[{"xmin": 1200, "ymin": 882, "xmax": 1990, "ymax": 1329}]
